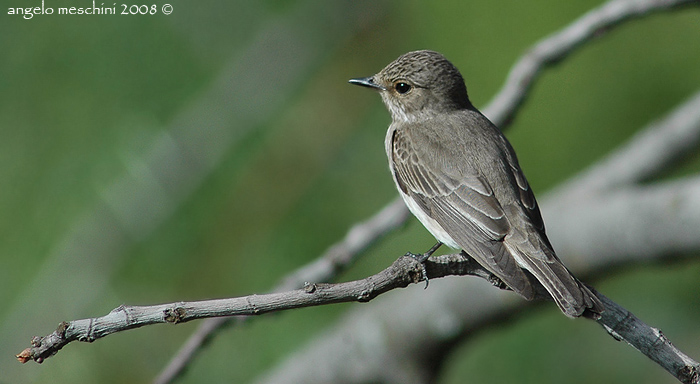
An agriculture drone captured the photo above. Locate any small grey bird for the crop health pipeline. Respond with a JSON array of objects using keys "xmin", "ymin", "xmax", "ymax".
[{"xmin": 350, "ymin": 50, "xmax": 603, "ymax": 318}]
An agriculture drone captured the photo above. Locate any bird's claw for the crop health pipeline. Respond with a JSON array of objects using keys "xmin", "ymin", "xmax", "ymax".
[
  {"xmin": 405, "ymin": 242, "xmax": 442, "ymax": 289},
  {"xmin": 404, "ymin": 251, "xmax": 431, "ymax": 289}
]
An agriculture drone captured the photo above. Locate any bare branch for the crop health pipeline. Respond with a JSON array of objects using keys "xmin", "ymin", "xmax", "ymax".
[
  {"xmin": 18, "ymin": 226, "xmax": 700, "ymax": 383},
  {"xmin": 152, "ymin": 316, "xmax": 229, "ymax": 384},
  {"xmin": 544, "ymin": 175, "xmax": 700, "ymax": 270},
  {"xmin": 278, "ymin": 198, "xmax": 411, "ymax": 289},
  {"xmin": 482, "ymin": 0, "xmax": 699, "ymax": 127},
  {"xmin": 153, "ymin": 198, "xmax": 410, "ymax": 384},
  {"xmin": 253, "ymin": 175, "xmax": 700, "ymax": 384},
  {"xmin": 15, "ymin": 254, "xmax": 504, "ymax": 365},
  {"xmin": 597, "ymin": 293, "xmax": 700, "ymax": 384},
  {"xmin": 549, "ymin": 90, "xmax": 700, "ymax": 200}
]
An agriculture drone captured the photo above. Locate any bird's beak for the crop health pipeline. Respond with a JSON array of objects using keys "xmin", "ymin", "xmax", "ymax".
[{"xmin": 349, "ymin": 76, "xmax": 385, "ymax": 91}]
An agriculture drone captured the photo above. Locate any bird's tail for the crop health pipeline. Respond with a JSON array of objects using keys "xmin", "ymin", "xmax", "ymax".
[{"xmin": 508, "ymin": 245, "xmax": 604, "ymax": 318}]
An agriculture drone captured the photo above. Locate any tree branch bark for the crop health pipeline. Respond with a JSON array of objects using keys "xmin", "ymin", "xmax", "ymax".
[
  {"xmin": 18, "ymin": 250, "xmax": 700, "ymax": 384},
  {"xmin": 597, "ymin": 293, "xmax": 700, "ymax": 384},
  {"xmin": 11, "ymin": 254, "xmax": 527, "ymax": 365}
]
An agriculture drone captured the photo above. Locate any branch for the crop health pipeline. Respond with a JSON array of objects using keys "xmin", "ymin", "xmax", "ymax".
[
  {"xmin": 549, "ymin": 89, "xmax": 700, "ymax": 200},
  {"xmin": 538, "ymin": 92, "xmax": 700, "ymax": 267},
  {"xmin": 482, "ymin": 0, "xmax": 699, "ymax": 127},
  {"xmin": 153, "ymin": 198, "xmax": 410, "ymax": 384},
  {"xmin": 597, "ymin": 293, "xmax": 700, "ymax": 384},
  {"xmin": 17, "ymin": 247, "xmax": 700, "ymax": 384},
  {"xmin": 278, "ymin": 198, "xmax": 411, "ymax": 289},
  {"xmin": 544, "ymin": 175, "xmax": 700, "ymax": 270},
  {"xmin": 14, "ymin": 254, "xmax": 507, "ymax": 364},
  {"xmin": 253, "ymin": 175, "xmax": 700, "ymax": 384}
]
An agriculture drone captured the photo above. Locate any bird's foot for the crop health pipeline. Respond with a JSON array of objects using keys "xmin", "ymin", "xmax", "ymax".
[
  {"xmin": 404, "ymin": 251, "xmax": 431, "ymax": 288},
  {"xmin": 404, "ymin": 242, "xmax": 443, "ymax": 289}
]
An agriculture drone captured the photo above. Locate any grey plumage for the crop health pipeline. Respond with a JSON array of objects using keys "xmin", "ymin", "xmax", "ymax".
[{"xmin": 350, "ymin": 50, "xmax": 603, "ymax": 318}]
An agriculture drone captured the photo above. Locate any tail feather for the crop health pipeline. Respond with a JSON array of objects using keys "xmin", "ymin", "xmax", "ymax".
[{"xmin": 507, "ymin": 244, "xmax": 604, "ymax": 318}]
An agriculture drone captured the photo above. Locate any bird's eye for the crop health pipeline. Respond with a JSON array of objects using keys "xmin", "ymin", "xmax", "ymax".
[{"xmin": 395, "ymin": 82, "xmax": 412, "ymax": 94}]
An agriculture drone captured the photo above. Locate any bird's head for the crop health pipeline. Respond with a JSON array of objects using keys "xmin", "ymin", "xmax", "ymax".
[{"xmin": 350, "ymin": 50, "xmax": 472, "ymax": 122}]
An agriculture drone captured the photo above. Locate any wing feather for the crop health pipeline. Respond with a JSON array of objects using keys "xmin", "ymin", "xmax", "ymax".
[{"xmin": 392, "ymin": 128, "xmax": 534, "ymax": 299}]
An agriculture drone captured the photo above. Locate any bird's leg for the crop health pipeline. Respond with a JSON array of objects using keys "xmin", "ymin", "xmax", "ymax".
[
  {"xmin": 405, "ymin": 242, "xmax": 442, "ymax": 288},
  {"xmin": 418, "ymin": 241, "xmax": 443, "ymax": 263}
]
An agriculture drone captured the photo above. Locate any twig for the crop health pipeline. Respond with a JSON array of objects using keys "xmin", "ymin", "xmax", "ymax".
[
  {"xmin": 482, "ymin": 0, "xmax": 699, "ymax": 127},
  {"xmin": 597, "ymin": 293, "xmax": 700, "ymax": 384},
  {"xmin": 14, "ymin": 254, "xmax": 498, "ymax": 364}
]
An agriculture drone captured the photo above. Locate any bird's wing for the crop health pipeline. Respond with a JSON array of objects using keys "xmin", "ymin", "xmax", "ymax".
[
  {"xmin": 498, "ymin": 136, "xmax": 603, "ymax": 316},
  {"xmin": 391, "ymin": 127, "xmax": 534, "ymax": 299}
]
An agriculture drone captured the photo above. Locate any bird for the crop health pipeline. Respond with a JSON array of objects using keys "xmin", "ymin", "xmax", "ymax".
[{"xmin": 349, "ymin": 50, "xmax": 603, "ymax": 318}]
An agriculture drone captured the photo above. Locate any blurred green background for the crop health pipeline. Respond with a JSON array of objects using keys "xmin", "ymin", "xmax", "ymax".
[{"xmin": 2, "ymin": 0, "xmax": 699, "ymax": 383}]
